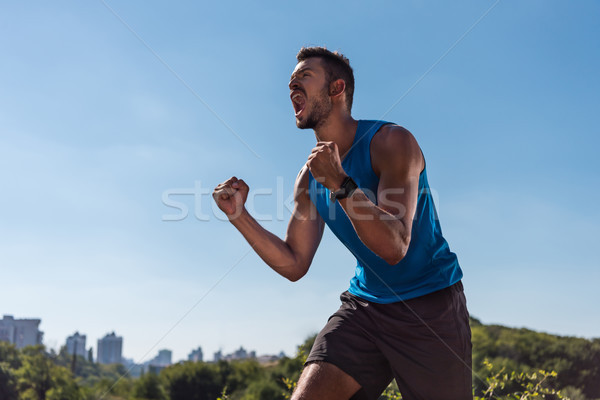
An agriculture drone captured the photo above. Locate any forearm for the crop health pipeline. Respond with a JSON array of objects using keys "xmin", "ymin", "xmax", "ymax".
[
  {"xmin": 338, "ymin": 189, "xmax": 409, "ymax": 264},
  {"xmin": 228, "ymin": 209, "xmax": 301, "ymax": 280}
]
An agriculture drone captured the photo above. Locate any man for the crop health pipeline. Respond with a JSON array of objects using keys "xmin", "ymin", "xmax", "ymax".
[{"xmin": 213, "ymin": 47, "xmax": 472, "ymax": 400}]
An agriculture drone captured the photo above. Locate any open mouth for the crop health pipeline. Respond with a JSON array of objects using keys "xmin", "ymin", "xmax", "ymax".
[{"xmin": 291, "ymin": 92, "xmax": 306, "ymax": 117}]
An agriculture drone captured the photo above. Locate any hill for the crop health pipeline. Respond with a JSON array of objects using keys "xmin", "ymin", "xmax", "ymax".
[{"xmin": 470, "ymin": 317, "xmax": 600, "ymax": 399}]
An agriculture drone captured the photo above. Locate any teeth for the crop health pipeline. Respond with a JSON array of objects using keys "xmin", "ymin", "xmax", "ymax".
[{"xmin": 292, "ymin": 94, "xmax": 302, "ymax": 102}]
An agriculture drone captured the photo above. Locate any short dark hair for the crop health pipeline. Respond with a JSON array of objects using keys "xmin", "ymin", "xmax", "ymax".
[{"xmin": 296, "ymin": 46, "xmax": 355, "ymax": 112}]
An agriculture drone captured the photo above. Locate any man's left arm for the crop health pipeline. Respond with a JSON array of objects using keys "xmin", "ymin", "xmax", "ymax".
[{"xmin": 307, "ymin": 125, "xmax": 424, "ymax": 265}]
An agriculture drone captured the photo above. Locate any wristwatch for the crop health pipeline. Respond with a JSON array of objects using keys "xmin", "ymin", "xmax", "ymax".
[{"xmin": 330, "ymin": 176, "xmax": 358, "ymax": 202}]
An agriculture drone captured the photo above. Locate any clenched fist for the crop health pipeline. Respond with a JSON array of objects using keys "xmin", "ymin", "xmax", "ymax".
[
  {"xmin": 307, "ymin": 141, "xmax": 347, "ymax": 191},
  {"xmin": 212, "ymin": 176, "xmax": 249, "ymax": 219}
]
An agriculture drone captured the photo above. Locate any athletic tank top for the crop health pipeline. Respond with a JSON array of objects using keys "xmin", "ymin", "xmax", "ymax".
[{"xmin": 308, "ymin": 120, "xmax": 463, "ymax": 303}]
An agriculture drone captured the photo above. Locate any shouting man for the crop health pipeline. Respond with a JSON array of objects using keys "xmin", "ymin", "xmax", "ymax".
[{"xmin": 213, "ymin": 47, "xmax": 472, "ymax": 400}]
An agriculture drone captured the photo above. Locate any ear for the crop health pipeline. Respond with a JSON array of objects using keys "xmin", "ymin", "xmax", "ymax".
[{"xmin": 329, "ymin": 79, "xmax": 346, "ymax": 97}]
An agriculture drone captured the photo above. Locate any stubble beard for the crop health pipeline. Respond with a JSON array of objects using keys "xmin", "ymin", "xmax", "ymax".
[{"xmin": 296, "ymin": 86, "xmax": 332, "ymax": 130}]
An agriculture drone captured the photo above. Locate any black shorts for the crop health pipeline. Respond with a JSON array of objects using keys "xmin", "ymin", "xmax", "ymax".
[{"xmin": 305, "ymin": 281, "xmax": 472, "ymax": 400}]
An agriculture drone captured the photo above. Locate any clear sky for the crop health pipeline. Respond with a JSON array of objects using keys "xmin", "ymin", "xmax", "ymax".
[{"xmin": 1, "ymin": 1, "xmax": 599, "ymax": 364}]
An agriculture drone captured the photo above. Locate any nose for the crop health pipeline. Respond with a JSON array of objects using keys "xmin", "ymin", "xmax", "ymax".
[{"xmin": 289, "ymin": 78, "xmax": 299, "ymax": 91}]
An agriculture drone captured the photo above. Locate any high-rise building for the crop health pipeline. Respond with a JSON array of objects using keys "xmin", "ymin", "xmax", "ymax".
[
  {"xmin": 148, "ymin": 349, "xmax": 172, "ymax": 374},
  {"xmin": 97, "ymin": 332, "xmax": 123, "ymax": 364},
  {"xmin": 231, "ymin": 346, "xmax": 248, "ymax": 360},
  {"xmin": 151, "ymin": 349, "xmax": 172, "ymax": 367},
  {"xmin": 122, "ymin": 357, "xmax": 144, "ymax": 377},
  {"xmin": 213, "ymin": 349, "xmax": 223, "ymax": 362},
  {"xmin": 0, "ymin": 315, "xmax": 43, "ymax": 349},
  {"xmin": 188, "ymin": 346, "xmax": 203, "ymax": 362},
  {"xmin": 65, "ymin": 332, "xmax": 87, "ymax": 358}
]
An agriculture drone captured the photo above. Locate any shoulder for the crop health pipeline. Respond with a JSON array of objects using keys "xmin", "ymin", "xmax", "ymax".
[
  {"xmin": 294, "ymin": 164, "xmax": 311, "ymax": 197},
  {"xmin": 296, "ymin": 164, "xmax": 310, "ymax": 185},
  {"xmin": 371, "ymin": 124, "xmax": 424, "ymax": 176},
  {"xmin": 371, "ymin": 124, "xmax": 420, "ymax": 158}
]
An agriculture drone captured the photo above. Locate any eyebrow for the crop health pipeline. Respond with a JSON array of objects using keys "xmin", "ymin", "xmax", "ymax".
[{"xmin": 290, "ymin": 67, "xmax": 313, "ymax": 80}]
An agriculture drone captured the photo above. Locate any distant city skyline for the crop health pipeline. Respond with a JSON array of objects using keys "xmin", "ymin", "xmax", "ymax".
[
  {"xmin": 2, "ymin": 314, "xmax": 287, "ymax": 384},
  {"xmin": 1, "ymin": 313, "xmax": 285, "ymax": 366}
]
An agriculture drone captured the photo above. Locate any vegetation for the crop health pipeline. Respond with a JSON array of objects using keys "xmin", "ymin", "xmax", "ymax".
[
  {"xmin": 470, "ymin": 317, "xmax": 600, "ymax": 399},
  {"xmin": 0, "ymin": 319, "xmax": 598, "ymax": 400}
]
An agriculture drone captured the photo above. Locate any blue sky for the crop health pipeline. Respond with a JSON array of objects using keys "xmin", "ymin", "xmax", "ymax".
[{"xmin": 1, "ymin": 1, "xmax": 599, "ymax": 364}]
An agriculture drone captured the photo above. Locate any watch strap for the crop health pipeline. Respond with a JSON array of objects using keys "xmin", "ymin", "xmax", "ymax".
[{"xmin": 331, "ymin": 176, "xmax": 358, "ymax": 201}]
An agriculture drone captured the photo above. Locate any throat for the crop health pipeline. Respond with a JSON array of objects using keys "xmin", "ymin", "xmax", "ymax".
[{"xmin": 315, "ymin": 119, "xmax": 359, "ymax": 162}]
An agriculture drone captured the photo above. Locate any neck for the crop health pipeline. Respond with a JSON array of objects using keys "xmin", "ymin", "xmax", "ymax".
[{"xmin": 314, "ymin": 112, "xmax": 358, "ymax": 159}]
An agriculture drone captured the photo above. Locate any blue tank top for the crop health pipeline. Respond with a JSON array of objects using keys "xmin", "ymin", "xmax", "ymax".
[{"xmin": 308, "ymin": 120, "xmax": 463, "ymax": 303}]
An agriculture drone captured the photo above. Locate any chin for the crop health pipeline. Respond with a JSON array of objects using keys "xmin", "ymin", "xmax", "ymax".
[
  {"xmin": 296, "ymin": 120, "xmax": 308, "ymax": 129},
  {"xmin": 296, "ymin": 122, "xmax": 314, "ymax": 130},
  {"xmin": 295, "ymin": 116, "xmax": 310, "ymax": 130}
]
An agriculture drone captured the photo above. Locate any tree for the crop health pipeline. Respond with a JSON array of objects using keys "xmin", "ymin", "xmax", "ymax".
[
  {"xmin": 161, "ymin": 361, "xmax": 224, "ymax": 400},
  {"xmin": 131, "ymin": 371, "xmax": 167, "ymax": 400},
  {"xmin": 16, "ymin": 345, "xmax": 53, "ymax": 400},
  {"xmin": 244, "ymin": 379, "xmax": 285, "ymax": 400},
  {"xmin": 0, "ymin": 341, "xmax": 21, "ymax": 400},
  {"xmin": 0, "ymin": 363, "xmax": 20, "ymax": 400},
  {"xmin": 46, "ymin": 366, "xmax": 82, "ymax": 400}
]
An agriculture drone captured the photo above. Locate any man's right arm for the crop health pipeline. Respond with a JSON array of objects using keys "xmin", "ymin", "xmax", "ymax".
[{"xmin": 212, "ymin": 166, "xmax": 325, "ymax": 281}]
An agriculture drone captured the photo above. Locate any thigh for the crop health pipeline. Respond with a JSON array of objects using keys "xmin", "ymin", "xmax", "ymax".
[
  {"xmin": 375, "ymin": 283, "xmax": 473, "ymax": 400},
  {"xmin": 305, "ymin": 292, "xmax": 394, "ymax": 399},
  {"xmin": 292, "ymin": 361, "xmax": 362, "ymax": 400}
]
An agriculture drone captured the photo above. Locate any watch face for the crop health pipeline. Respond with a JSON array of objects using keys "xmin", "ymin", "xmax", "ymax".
[{"xmin": 330, "ymin": 190, "xmax": 336, "ymax": 202}]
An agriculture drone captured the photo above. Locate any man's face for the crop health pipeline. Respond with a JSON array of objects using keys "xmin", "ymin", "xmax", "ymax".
[{"xmin": 289, "ymin": 58, "xmax": 332, "ymax": 130}]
